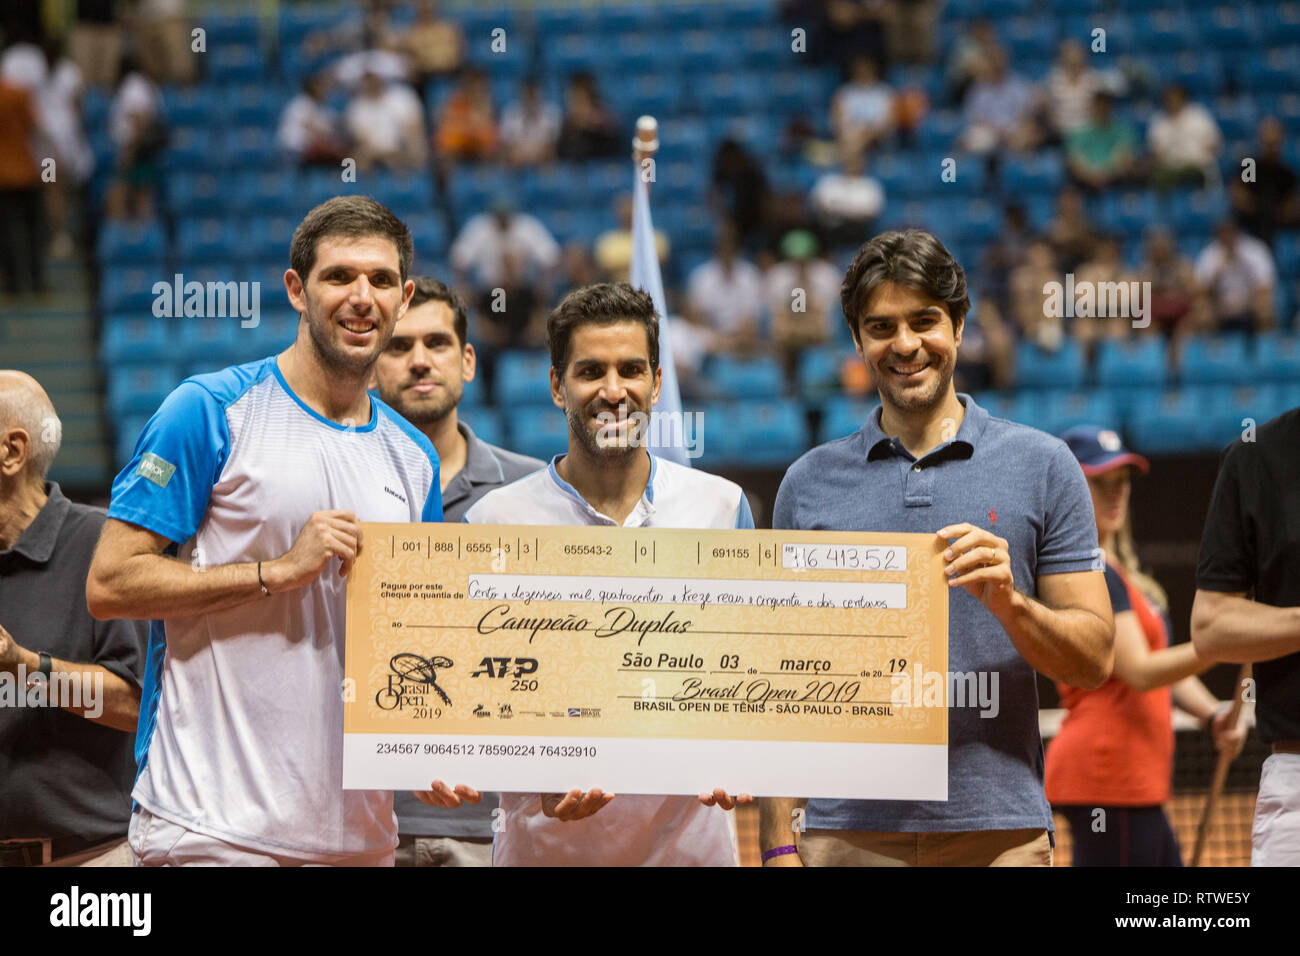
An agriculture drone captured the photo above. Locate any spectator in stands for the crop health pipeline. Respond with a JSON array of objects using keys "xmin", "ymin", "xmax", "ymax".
[
  {"xmin": 945, "ymin": 18, "xmax": 999, "ymax": 107},
  {"xmin": 1194, "ymin": 219, "xmax": 1276, "ymax": 334},
  {"xmin": 277, "ymin": 74, "xmax": 348, "ymax": 167},
  {"xmin": 400, "ymin": 0, "xmax": 465, "ymax": 99},
  {"xmin": 0, "ymin": 371, "xmax": 149, "ymax": 867},
  {"xmin": 710, "ymin": 137, "xmax": 770, "ymax": 252},
  {"xmin": 556, "ymin": 72, "xmax": 621, "ymax": 161},
  {"xmin": 317, "ymin": 3, "xmax": 409, "ymax": 85},
  {"xmin": 1229, "ymin": 118, "xmax": 1300, "ymax": 247},
  {"xmin": 686, "ymin": 221, "xmax": 765, "ymax": 355},
  {"xmin": 764, "ymin": 229, "xmax": 839, "ymax": 383},
  {"xmin": 1043, "ymin": 39, "xmax": 1101, "ymax": 141},
  {"xmin": 594, "ymin": 194, "xmax": 667, "ymax": 284},
  {"xmin": 1147, "ymin": 84, "xmax": 1221, "ymax": 192},
  {"xmin": 345, "ymin": 67, "xmax": 426, "ymax": 171},
  {"xmin": 1065, "ymin": 92, "xmax": 1139, "ymax": 193},
  {"xmin": 1047, "ymin": 426, "xmax": 1244, "ymax": 866},
  {"xmin": 809, "ymin": 149, "xmax": 885, "ymax": 251},
  {"xmin": 981, "ymin": 202, "xmax": 1034, "ymax": 317},
  {"xmin": 960, "ymin": 50, "xmax": 1042, "ymax": 158},
  {"xmin": 953, "ymin": 298, "xmax": 1014, "ymax": 393},
  {"xmin": 831, "ymin": 54, "xmax": 895, "ymax": 161},
  {"xmin": 2, "ymin": 37, "xmax": 95, "ymax": 259},
  {"xmin": 1046, "ymin": 186, "xmax": 1099, "ymax": 274},
  {"xmin": 500, "ymin": 78, "xmax": 561, "ymax": 168},
  {"xmin": 104, "ymin": 54, "xmax": 165, "ymax": 222},
  {"xmin": 1072, "ymin": 236, "xmax": 1137, "ymax": 349},
  {"xmin": 1009, "ymin": 240, "xmax": 1065, "ymax": 351},
  {"xmin": 884, "ymin": 0, "xmax": 937, "ymax": 66},
  {"xmin": 449, "ymin": 197, "xmax": 560, "ymax": 371},
  {"xmin": 1140, "ymin": 226, "xmax": 1202, "ymax": 338},
  {"xmin": 69, "ymin": 0, "xmax": 123, "ymax": 88},
  {"xmin": 821, "ymin": 0, "xmax": 890, "ymax": 74},
  {"xmin": 129, "ymin": 0, "xmax": 195, "ymax": 86},
  {"xmin": 0, "ymin": 70, "xmax": 45, "ymax": 293},
  {"xmin": 433, "ymin": 66, "xmax": 497, "ymax": 163}
]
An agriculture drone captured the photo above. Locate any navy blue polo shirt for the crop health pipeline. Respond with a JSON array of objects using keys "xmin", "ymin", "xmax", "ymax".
[{"xmin": 773, "ymin": 394, "xmax": 1100, "ymax": 833}]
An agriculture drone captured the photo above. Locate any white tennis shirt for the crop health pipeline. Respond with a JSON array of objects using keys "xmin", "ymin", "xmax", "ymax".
[
  {"xmin": 465, "ymin": 454, "xmax": 753, "ymax": 866},
  {"xmin": 108, "ymin": 356, "xmax": 441, "ymax": 860}
]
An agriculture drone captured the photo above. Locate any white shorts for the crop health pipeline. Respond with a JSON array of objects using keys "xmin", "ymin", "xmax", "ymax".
[
  {"xmin": 128, "ymin": 806, "xmax": 394, "ymax": 867},
  {"xmin": 1252, "ymin": 753, "xmax": 1300, "ymax": 867}
]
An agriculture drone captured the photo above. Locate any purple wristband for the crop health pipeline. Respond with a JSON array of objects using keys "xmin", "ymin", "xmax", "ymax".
[{"xmin": 761, "ymin": 844, "xmax": 798, "ymax": 863}]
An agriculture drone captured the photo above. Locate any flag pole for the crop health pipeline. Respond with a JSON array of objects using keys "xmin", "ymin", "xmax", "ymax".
[{"xmin": 1191, "ymin": 664, "xmax": 1252, "ymax": 866}]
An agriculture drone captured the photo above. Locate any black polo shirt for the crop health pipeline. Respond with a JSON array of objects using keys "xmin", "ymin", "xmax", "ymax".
[
  {"xmin": 0, "ymin": 483, "xmax": 148, "ymax": 845},
  {"xmin": 1197, "ymin": 408, "xmax": 1300, "ymax": 743}
]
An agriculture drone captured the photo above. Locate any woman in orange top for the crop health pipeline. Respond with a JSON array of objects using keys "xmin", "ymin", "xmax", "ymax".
[{"xmin": 1046, "ymin": 426, "xmax": 1245, "ymax": 865}]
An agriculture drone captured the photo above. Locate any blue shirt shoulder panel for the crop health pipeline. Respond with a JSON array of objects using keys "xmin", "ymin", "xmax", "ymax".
[
  {"xmin": 371, "ymin": 393, "xmax": 443, "ymax": 522},
  {"xmin": 107, "ymin": 357, "xmax": 276, "ymax": 545}
]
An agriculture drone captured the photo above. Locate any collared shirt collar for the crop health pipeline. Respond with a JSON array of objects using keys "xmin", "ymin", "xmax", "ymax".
[
  {"xmin": 864, "ymin": 393, "xmax": 989, "ymax": 463},
  {"xmin": 546, "ymin": 453, "xmax": 659, "ymax": 524},
  {"xmin": 3, "ymin": 482, "xmax": 69, "ymax": 564}
]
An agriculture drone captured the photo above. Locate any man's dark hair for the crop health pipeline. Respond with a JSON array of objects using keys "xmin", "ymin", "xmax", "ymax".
[
  {"xmin": 408, "ymin": 276, "xmax": 469, "ymax": 346},
  {"xmin": 840, "ymin": 229, "xmax": 971, "ymax": 343},
  {"xmin": 548, "ymin": 282, "xmax": 659, "ymax": 372},
  {"xmin": 290, "ymin": 195, "xmax": 414, "ymax": 285}
]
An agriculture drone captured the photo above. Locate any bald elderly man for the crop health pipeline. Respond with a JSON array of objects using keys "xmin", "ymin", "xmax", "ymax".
[{"xmin": 0, "ymin": 371, "xmax": 148, "ymax": 866}]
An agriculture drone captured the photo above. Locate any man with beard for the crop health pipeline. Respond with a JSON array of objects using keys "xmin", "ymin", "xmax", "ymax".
[
  {"xmin": 443, "ymin": 282, "xmax": 753, "ymax": 865},
  {"xmin": 370, "ymin": 276, "xmax": 542, "ymax": 866},
  {"xmin": 759, "ymin": 230, "xmax": 1114, "ymax": 867},
  {"xmin": 86, "ymin": 196, "xmax": 442, "ymax": 865}
]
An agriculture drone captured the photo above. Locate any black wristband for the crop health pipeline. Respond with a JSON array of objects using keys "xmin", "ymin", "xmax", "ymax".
[
  {"xmin": 38, "ymin": 652, "xmax": 52, "ymax": 679},
  {"xmin": 257, "ymin": 561, "xmax": 270, "ymax": 596}
]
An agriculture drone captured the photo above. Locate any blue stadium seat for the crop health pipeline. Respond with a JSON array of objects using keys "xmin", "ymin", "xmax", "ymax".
[
  {"xmin": 1138, "ymin": 9, "xmax": 1199, "ymax": 49},
  {"xmin": 209, "ymin": 44, "xmax": 265, "ymax": 84},
  {"xmin": 706, "ymin": 356, "xmax": 785, "ymax": 399},
  {"xmin": 694, "ymin": 72, "xmax": 765, "ymax": 116},
  {"xmin": 459, "ymin": 410, "xmax": 500, "ymax": 454},
  {"xmin": 227, "ymin": 84, "xmax": 286, "ymax": 129},
  {"xmin": 1095, "ymin": 337, "xmax": 1168, "ymax": 389},
  {"xmin": 1204, "ymin": 6, "xmax": 1262, "ymax": 48},
  {"xmin": 917, "ymin": 110, "xmax": 963, "ymax": 154},
  {"xmin": 96, "ymin": 220, "xmax": 166, "ymax": 266},
  {"xmin": 1095, "ymin": 192, "xmax": 1158, "ymax": 237},
  {"xmin": 697, "ymin": 401, "xmax": 806, "ymax": 467},
  {"xmin": 167, "ymin": 170, "xmax": 224, "ymax": 217},
  {"xmin": 1243, "ymin": 48, "xmax": 1300, "ymax": 92},
  {"xmin": 177, "ymin": 218, "xmax": 238, "ymax": 264},
  {"xmin": 1126, "ymin": 388, "xmax": 1210, "ymax": 454},
  {"xmin": 180, "ymin": 316, "xmax": 253, "ymax": 366},
  {"xmin": 371, "ymin": 170, "xmax": 435, "ymax": 213},
  {"xmin": 819, "ymin": 396, "xmax": 875, "ymax": 443},
  {"xmin": 612, "ymin": 32, "xmax": 675, "ymax": 73},
  {"xmin": 1015, "ymin": 340, "xmax": 1085, "ymax": 389},
  {"xmin": 1253, "ymin": 331, "xmax": 1300, "ymax": 382},
  {"xmin": 494, "ymin": 351, "xmax": 554, "ymax": 406},
  {"xmin": 162, "ymin": 128, "xmax": 214, "ymax": 168},
  {"xmin": 1179, "ymin": 333, "xmax": 1250, "ymax": 385},
  {"xmin": 1001, "ymin": 154, "xmax": 1064, "ymax": 195},
  {"xmin": 506, "ymin": 405, "xmax": 568, "ymax": 462},
  {"xmin": 100, "ymin": 268, "xmax": 162, "ymax": 314},
  {"xmin": 101, "ymin": 316, "xmax": 170, "ymax": 365},
  {"xmin": 161, "ymin": 86, "xmax": 219, "ymax": 128},
  {"xmin": 1043, "ymin": 390, "xmax": 1121, "ymax": 436},
  {"xmin": 1264, "ymin": 3, "xmax": 1300, "ymax": 44},
  {"xmin": 620, "ymin": 73, "xmax": 684, "ymax": 117},
  {"xmin": 107, "ymin": 364, "xmax": 181, "ymax": 419},
  {"xmin": 114, "ymin": 414, "xmax": 152, "ymax": 470},
  {"xmin": 797, "ymin": 347, "xmax": 857, "ymax": 402},
  {"xmin": 202, "ymin": 12, "xmax": 261, "ymax": 46},
  {"xmin": 231, "ymin": 170, "xmax": 303, "ymax": 217},
  {"xmin": 224, "ymin": 127, "xmax": 281, "ymax": 169},
  {"xmin": 246, "ymin": 216, "xmax": 298, "ymax": 262},
  {"xmin": 547, "ymin": 34, "xmax": 608, "ymax": 73}
]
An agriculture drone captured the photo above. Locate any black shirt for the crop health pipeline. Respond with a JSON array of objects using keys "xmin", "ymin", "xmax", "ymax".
[
  {"xmin": 0, "ymin": 483, "xmax": 149, "ymax": 844},
  {"xmin": 1196, "ymin": 408, "xmax": 1300, "ymax": 743}
]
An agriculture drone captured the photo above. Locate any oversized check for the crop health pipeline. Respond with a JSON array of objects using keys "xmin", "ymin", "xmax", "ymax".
[{"xmin": 343, "ymin": 524, "xmax": 948, "ymax": 800}]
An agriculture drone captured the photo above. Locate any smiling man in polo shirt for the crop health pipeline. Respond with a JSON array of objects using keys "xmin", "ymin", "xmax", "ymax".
[{"xmin": 759, "ymin": 229, "xmax": 1115, "ymax": 867}]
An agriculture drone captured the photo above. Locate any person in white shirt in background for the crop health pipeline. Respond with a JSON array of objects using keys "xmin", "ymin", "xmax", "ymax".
[
  {"xmin": 421, "ymin": 282, "xmax": 753, "ymax": 866},
  {"xmin": 1194, "ymin": 219, "xmax": 1277, "ymax": 334},
  {"xmin": 345, "ymin": 68, "xmax": 426, "ymax": 172},
  {"xmin": 763, "ymin": 229, "xmax": 840, "ymax": 384},
  {"xmin": 1, "ymin": 36, "xmax": 95, "ymax": 257},
  {"xmin": 499, "ymin": 78, "xmax": 562, "ymax": 168},
  {"xmin": 686, "ymin": 221, "xmax": 764, "ymax": 355},
  {"xmin": 1148, "ymin": 83, "xmax": 1222, "ymax": 191},
  {"xmin": 278, "ymin": 73, "xmax": 348, "ymax": 167},
  {"xmin": 831, "ymin": 54, "xmax": 895, "ymax": 160},
  {"xmin": 810, "ymin": 149, "xmax": 885, "ymax": 250}
]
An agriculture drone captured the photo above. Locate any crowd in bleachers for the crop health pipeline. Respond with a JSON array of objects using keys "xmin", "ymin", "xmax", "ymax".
[{"xmin": 2, "ymin": 0, "xmax": 1299, "ymax": 471}]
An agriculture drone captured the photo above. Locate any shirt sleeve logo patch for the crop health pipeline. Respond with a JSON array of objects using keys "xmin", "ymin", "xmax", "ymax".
[{"xmin": 136, "ymin": 452, "xmax": 177, "ymax": 488}]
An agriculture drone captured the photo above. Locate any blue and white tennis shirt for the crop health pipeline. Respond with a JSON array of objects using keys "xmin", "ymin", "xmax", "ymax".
[
  {"xmin": 108, "ymin": 356, "xmax": 441, "ymax": 860},
  {"xmin": 466, "ymin": 454, "xmax": 753, "ymax": 866}
]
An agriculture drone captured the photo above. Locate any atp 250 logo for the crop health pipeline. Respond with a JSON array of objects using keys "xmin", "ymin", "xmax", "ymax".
[{"xmin": 471, "ymin": 657, "xmax": 540, "ymax": 692}]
